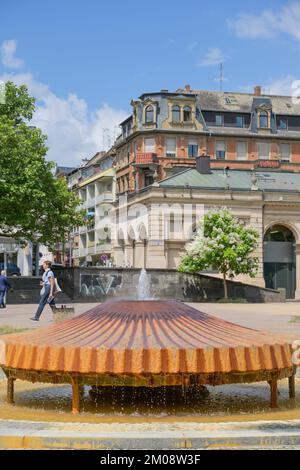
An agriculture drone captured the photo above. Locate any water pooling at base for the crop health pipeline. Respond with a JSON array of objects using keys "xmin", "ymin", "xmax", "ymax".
[{"xmin": 0, "ymin": 379, "xmax": 299, "ymax": 423}]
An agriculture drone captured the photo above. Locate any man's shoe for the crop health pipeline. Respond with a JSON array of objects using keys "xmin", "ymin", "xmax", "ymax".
[{"xmin": 30, "ymin": 317, "xmax": 39, "ymax": 322}]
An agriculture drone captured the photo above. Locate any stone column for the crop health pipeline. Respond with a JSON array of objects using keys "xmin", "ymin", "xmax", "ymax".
[
  {"xmin": 124, "ymin": 243, "xmax": 134, "ymax": 267},
  {"xmin": 295, "ymin": 244, "xmax": 300, "ymax": 299},
  {"xmin": 134, "ymin": 242, "xmax": 145, "ymax": 268},
  {"xmin": 112, "ymin": 245, "xmax": 124, "ymax": 267}
]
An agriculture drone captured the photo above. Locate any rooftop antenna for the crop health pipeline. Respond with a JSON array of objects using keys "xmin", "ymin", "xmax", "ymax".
[{"xmin": 219, "ymin": 63, "xmax": 224, "ymax": 92}]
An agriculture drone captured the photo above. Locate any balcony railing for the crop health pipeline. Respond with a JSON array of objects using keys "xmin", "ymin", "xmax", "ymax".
[
  {"xmin": 95, "ymin": 193, "xmax": 114, "ymax": 204},
  {"xmin": 95, "ymin": 243, "xmax": 112, "ymax": 253},
  {"xmin": 135, "ymin": 153, "xmax": 158, "ymax": 165},
  {"xmin": 73, "ymin": 248, "xmax": 88, "ymax": 258}
]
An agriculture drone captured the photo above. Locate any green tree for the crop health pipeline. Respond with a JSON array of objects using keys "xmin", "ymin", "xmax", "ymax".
[
  {"xmin": 0, "ymin": 81, "xmax": 84, "ymax": 247},
  {"xmin": 178, "ymin": 208, "xmax": 259, "ymax": 299}
]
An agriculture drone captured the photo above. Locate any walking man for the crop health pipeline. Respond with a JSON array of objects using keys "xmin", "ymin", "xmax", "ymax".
[
  {"xmin": 30, "ymin": 260, "xmax": 55, "ymax": 321},
  {"xmin": 0, "ymin": 270, "xmax": 11, "ymax": 308}
]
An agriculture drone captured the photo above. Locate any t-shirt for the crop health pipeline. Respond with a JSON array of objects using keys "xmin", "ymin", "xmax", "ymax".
[{"xmin": 42, "ymin": 269, "xmax": 54, "ymax": 287}]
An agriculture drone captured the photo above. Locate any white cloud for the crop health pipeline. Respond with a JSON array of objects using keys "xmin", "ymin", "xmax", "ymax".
[
  {"xmin": 1, "ymin": 71, "xmax": 128, "ymax": 166},
  {"xmin": 0, "ymin": 40, "xmax": 24, "ymax": 69},
  {"xmin": 229, "ymin": 2, "xmax": 300, "ymax": 42},
  {"xmin": 0, "ymin": 39, "xmax": 128, "ymax": 166},
  {"xmin": 240, "ymin": 75, "xmax": 296, "ymax": 96},
  {"xmin": 197, "ymin": 48, "xmax": 227, "ymax": 67},
  {"xmin": 267, "ymin": 75, "xmax": 297, "ymax": 95}
]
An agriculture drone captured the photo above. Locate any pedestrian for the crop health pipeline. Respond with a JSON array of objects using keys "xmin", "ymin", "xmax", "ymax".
[
  {"xmin": 30, "ymin": 260, "xmax": 55, "ymax": 321},
  {"xmin": 0, "ymin": 270, "xmax": 12, "ymax": 308}
]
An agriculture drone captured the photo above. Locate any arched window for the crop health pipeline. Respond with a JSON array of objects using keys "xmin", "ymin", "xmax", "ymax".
[
  {"xmin": 259, "ymin": 111, "xmax": 268, "ymax": 128},
  {"xmin": 183, "ymin": 105, "xmax": 192, "ymax": 121},
  {"xmin": 172, "ymin": 105, "xmax": 180, "ymax": 123},
  {"xmin": 145, "ymin": 105, "xmax": 154, "ymax": 123}
]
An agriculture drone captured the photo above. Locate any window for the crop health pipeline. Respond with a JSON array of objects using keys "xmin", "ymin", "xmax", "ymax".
[
  {"xmin": 144, "ymin": 138, "xmax": 155, "ymax": 153},
  {"xmin": 172, "ymin": 105, "xmax": 180, "ymax": 123},
  {"xmin": 183, "ymin": 106, "xmax": 192, "ymax": 121},
  {"xmin": 236, "ymin": 116, "xmax": 244, "ymax": 128},
  {"xmin": 188, "ymin": 139, "xmax": 198, "ymax": 157},
  {"xmin": 166, "ymin": 137, "xmax": 176, "ymax": 157},
  {"xmin": 145, "ymin": 173, "xmax": 154, "ymax": 187},
  {"xmin": 236, "ymin": 141, "xmax": 247, "ymax": 160},
  {"xmin": 216, "ymin": 141, "xmax": 226, "ymax": 159},
  {"xmin": 280, "ymin": 143, "xmax": 290, "ymax": 161},
  {"xmin": 278, "ymin": 118, "xmax": 288, "ymax": 130},
  {"xmin": 145, "ymin": 105, "xmax": 154, "ymax": 123},
  {"xmin": 259, "ymin": 111, "xmax": 268, "ymax": 128},
  {"xmin": 215, "ymin": 114, "xmax": 224, "ymax": 126},
  {"xmin": 258, "ymin": 141, "xmax": 270, "ymax": 159}
]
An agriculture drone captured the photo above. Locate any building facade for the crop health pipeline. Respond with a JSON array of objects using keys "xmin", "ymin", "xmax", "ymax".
[
  {"xmin": 114, "ymin": 85, "xmax": 300, "ymax": 194},
  {"xmin": 66, "ymin": 85, "xmax": 300, "ymax": 298},
  {"xmin": 69, "ymin": 151, "xmax": 116, "ymax": 266},
  {"xmin": 111, "ymin": 160, "xmax": 300, "ymax": 299}
]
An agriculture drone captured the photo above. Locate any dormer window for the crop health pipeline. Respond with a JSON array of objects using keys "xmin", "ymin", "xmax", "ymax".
[
  {"xmin": 183, "ymin": 105, "xmax": 192, "ymax": 122},
  {"xmin": 145, "ymin": 105, "xmax": 154, "ymax": 123},
  {"xmin": 259, "ymin": 111, "xmax": 268, "ymax": 128},
  {"xmin": 236, "ymin": 116, "xmax": 244, "ymax": 128},
  {"xmin": 278, "ymin": 118, "xmax": 287, "ymax": 130},
  {"xmin": 172, "ymin": 105, "xmax": 180, "ymax": 123},
  {"xmin": 215, "ymin": 114, "xmax": 224, "ymax": 126}
]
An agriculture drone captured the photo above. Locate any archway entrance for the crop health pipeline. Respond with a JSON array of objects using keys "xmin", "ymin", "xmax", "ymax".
[{"xmin": 263, "ymin": 225, "xmax": 296, "ymax": 299}]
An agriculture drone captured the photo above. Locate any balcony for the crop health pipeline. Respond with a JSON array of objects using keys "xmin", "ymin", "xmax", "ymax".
[
  {"xmin": 80, "ymin": 198, "xmax": 95, "ymax": 209},
  {"xmin": 135, "ymin": 153, "xmax": 159, "ymax": 165},
  {"xmin": 95, "ymin": 242, "xmax": 112, "ymax": 254},
  {"xmin": 95, "ymin": 193, "xmax": 114, "ymax": 204},
  {"xmin": 73, "ymin": 247, "xmax": 88, "ymax": 258}
]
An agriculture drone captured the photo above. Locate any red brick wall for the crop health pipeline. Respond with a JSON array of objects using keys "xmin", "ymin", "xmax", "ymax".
[
  {"xmin": 292, "ymin": 143, "xmax": 300, "ymax": 163},
  {"xmin": 227, "ymin": 139, "xmax": 236, "ymax": 160}
]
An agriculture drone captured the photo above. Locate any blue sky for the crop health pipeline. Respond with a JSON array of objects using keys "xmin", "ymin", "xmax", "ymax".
[{"xmin": 1, "ymin": 0, "xmax": 300, "ymax": 164}]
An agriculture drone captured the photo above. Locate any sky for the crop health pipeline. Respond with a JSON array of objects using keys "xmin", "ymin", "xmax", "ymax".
[{"xmin": 1, "ymin": 0, "xmax": 300, "ymax": 165}]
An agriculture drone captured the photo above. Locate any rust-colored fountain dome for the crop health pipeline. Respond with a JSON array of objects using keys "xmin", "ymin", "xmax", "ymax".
[
  {"xmin": 0, "ymin": 300, "xmax": 294, "ymax": 374},
  {"xmin": 0, "ymin": 300, "xmax": 297, "ymax": 412}
]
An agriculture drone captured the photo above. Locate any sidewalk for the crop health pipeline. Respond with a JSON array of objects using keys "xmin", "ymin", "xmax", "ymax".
[{"xmin": 0, "ymin": 302, "xmax": 300, "ymax": 336}]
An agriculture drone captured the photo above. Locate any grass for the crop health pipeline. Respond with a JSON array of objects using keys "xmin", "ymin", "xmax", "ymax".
[{"xmin": 0, "ymin": 325, "xmax": 32, "ymax": 335}]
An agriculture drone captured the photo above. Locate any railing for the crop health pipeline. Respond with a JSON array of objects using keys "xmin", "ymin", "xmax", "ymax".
[
  {"xmin": 73, "ymin": 248, "xmax": 88, "ymax": 257},
  {"xmin": 95, "ymin": 243, "xmax": 112, "ymax": 253},
  {"xmin": 80, "ymin": 199, "xmax": 95, "ymax": 209},
  {"xmin": 135, "ymin": 153, "xmax": 158, "ymax": 164},
  {"xmin": 95, "ymin": 193, "xmax": 114, "ymax": 204}
]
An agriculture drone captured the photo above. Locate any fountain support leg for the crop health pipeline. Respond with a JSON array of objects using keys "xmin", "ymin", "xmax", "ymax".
[
  {"xmin": 268, "ymin": 379, "xmax": 278, "ymax": 408},
  {"xmin": 71, "ymin": 378, "xmax": 81, "ymax": 414},
  {"xmin": 289, "ymin": 374, "xmax": 296, "ymax": 399},
  {"xmin": 7, "ymin": 377, "xmax": 15, "ymax": 404}
]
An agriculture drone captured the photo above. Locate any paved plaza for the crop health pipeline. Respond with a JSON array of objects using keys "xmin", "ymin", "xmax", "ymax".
[{"xmin": 1, "ymin": 301, "xmax": 300, "ymax": 337}]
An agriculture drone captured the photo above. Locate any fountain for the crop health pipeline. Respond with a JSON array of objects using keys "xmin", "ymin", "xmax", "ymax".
[
  {"xmin": 0, "ymin": 299, "xmax": 297, "ymax": 414},
  {"xmin": 137, "ymin": 268, "xmax": 151, "ymax": 300}
]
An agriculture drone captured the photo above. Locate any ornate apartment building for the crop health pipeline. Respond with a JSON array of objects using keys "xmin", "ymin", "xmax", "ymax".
[
  {"xmin": 66, "ymin": 86, "xmax": 300, "ymax": 298},
  {"xmin": 68, "ymin": 151, "xmax": 116, "ymax": 266},
  {"xmin": 114, "ymin": 85, "xmax": 300, "ymax": 194}
]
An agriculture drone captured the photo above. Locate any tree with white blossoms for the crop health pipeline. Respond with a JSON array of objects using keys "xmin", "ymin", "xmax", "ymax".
[{"xmin": 178, "ymin": 208, "xmax": 259, "ymax": 299}]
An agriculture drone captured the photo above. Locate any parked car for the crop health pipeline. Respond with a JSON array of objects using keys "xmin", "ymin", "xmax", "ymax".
[
  {"xmin": 39, "ymin": 263, "xmax": 64, "ymax": 276},
  {"xmin": 0, "ymin": 263, "xmax": 21, "ymax": 276}
]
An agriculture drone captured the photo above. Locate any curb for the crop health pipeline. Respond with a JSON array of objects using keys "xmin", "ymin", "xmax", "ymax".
[{"xmin": 1, "ymin": 419, "xmax": 300, "ymax": 449}]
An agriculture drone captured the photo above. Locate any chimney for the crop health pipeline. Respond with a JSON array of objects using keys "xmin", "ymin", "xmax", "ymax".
[
  {"xmin": 185, "ymin": 84, "xmax": 191, "ymax": 93},
  {"xmin": 254, "ymin": 85, "xmax": 261, "ymax": 96},
  {"xmin": 196, "ymin": 155, "xmax": 211, "ymax": 174}
]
